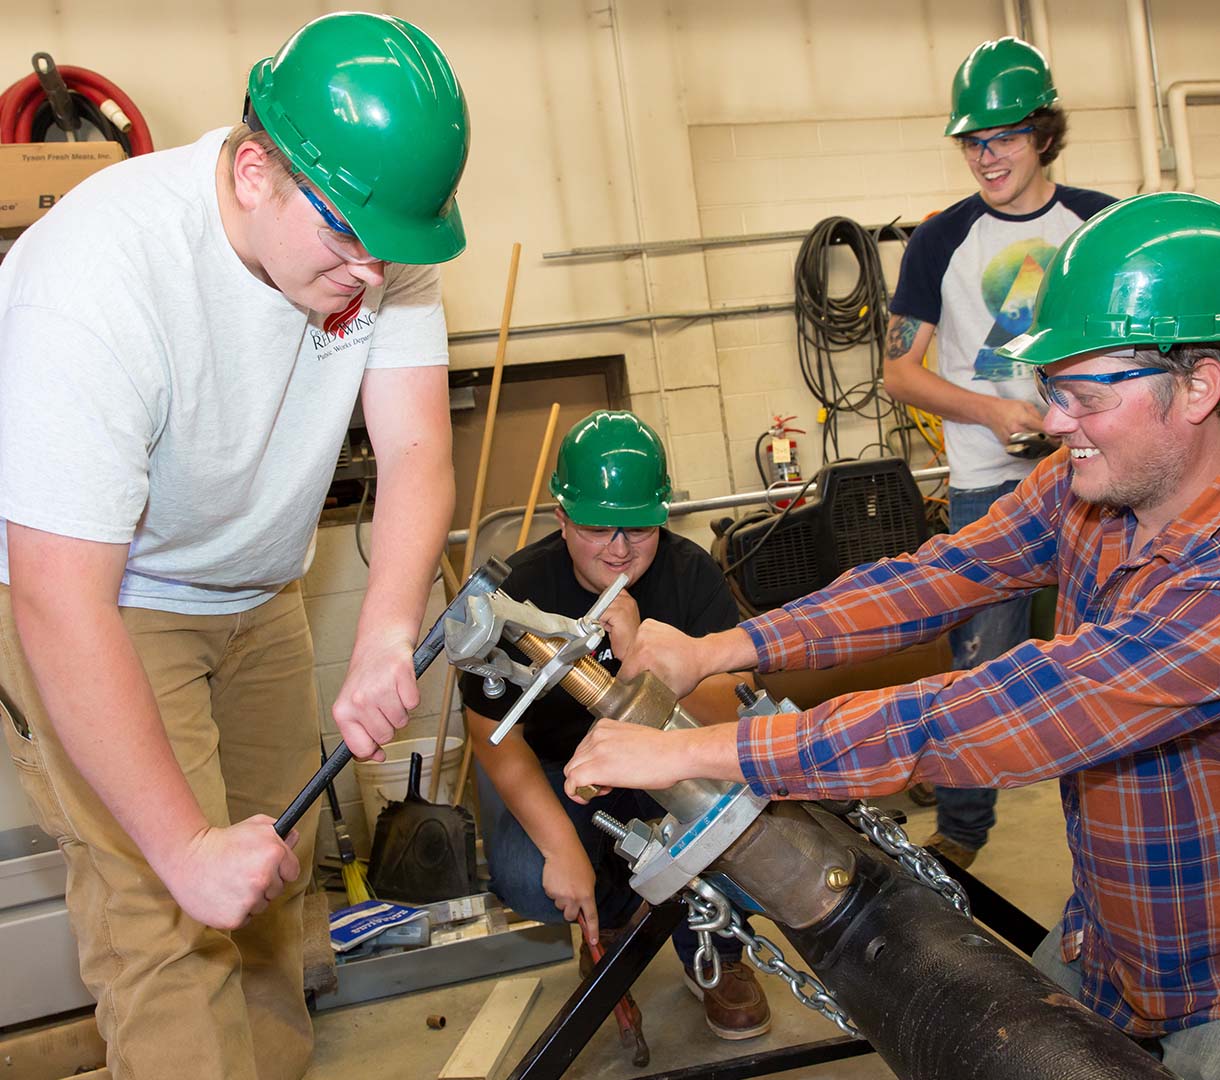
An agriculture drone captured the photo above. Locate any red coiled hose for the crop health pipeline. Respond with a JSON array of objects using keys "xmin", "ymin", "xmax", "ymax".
[{"xmin": 0, "ymin": 64, "xmax": 152, "ymax": 154}]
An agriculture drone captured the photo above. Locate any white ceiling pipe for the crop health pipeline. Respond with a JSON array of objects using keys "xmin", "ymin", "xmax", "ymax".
[
  {"xmin": 1025, "ymin": 0, "xmax": 1064, "ymax": 182},
  {"xmin": 1127, "ymin": 0, "xmax": 1165, "ymax": 192},
  {"xmin": 1002, "ymin": 0, "xmax": 1021, "ymax": 40},
  {"xmin": 1167, "ymin": 80, "xmax": 1220, "ymax": 192}
]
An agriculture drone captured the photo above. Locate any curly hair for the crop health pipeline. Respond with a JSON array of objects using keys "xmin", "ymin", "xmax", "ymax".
[{"xmin": 1028, "ymin": 105, "xmax": 1068, "ymax": 166}]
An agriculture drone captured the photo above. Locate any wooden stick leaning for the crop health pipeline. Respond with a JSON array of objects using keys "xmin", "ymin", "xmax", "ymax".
[
  {"xmin": 450, "ymin": 401, "xmax": 562, "ymax": 803},
  {"xmin": 515, "ymin": 402, "xmax": 561, "ymax": 550},
  {"xmin": 428, "ymin": 242, "xmax": 522, "ymax": 804},
  {"xmin": 438, "ymin": 551, "xmax": 461, "ymax": 598}
]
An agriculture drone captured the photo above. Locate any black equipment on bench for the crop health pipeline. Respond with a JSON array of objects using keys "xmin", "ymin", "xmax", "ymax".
[{"xmin": 719, "ymin": 457, "xmax": 929, "ymax": 612}]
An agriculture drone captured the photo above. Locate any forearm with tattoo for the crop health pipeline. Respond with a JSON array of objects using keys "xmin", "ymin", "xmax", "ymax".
[{"xmin": 886, "ymin": 316, "xmax": 922, "ymax": 360}]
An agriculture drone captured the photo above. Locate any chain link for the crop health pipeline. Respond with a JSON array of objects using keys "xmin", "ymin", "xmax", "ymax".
[
  {"xmin": 848, "ymin": 802, "xmax": 972, "ymax": 917},
  {"xmin": 679, "ymin": 800, "xmax": 972, "ymax": 1036},
  {"xmin": 683, "ymin": 884, "xmax": 860, "ymax": 1036}
]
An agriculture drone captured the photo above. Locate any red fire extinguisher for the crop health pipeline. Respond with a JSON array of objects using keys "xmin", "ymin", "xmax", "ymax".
[{"xmin": 765, "ymin": 415, "xmax": 806, "ymax": 508}]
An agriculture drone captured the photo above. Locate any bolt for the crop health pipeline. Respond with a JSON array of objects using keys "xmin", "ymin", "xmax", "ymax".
[
  {"xmin": 592, "ymin": 811, "xmax": 628, "ymax": 840},
  {"xmin": 826, "ymin": 866, "xmax": 853, "ymax": 891},
  {"xmin": 483, "ymin": 676, "xmax": 506, "ymax": 699},
  {"xmin": 734, "ymin": 682, "xmax": 759, "ymax": 707},
  {"xmin": 661, "ymin": 823, "xmax": 674, "ymax": 843}
]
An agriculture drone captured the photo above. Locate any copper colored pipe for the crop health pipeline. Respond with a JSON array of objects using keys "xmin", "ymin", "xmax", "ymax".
[{"xmin": 516, "ymin": 632, "xmax": 616, "ymax": 709}]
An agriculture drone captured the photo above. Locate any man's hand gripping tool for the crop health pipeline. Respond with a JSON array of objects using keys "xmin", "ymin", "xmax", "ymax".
[{"xmin": 274, "ymin": 558, "xmax": 511, "ymax": 837}]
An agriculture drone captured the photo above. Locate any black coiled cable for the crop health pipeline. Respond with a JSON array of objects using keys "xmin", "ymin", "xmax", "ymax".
[
  {"xmin": 27, "ymin": 93, "xmax": 133, "ymax": 156},
  {"xmin": 794, "ymin": 217, "xmax": 909, "ymax": 461}
]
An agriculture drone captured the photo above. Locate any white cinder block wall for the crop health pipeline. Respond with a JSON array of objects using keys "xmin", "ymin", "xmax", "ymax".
[
  {"xmin": 303, "ymin": 525, "xmax": 457, "ymax": 859},
  {"xmin": 688, "ymin": 105, "xmax": 1187, "ymax": 494}
]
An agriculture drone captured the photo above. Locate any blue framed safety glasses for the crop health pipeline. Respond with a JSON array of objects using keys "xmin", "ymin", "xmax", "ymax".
[{"xmin": 1035, "ymin": 367, "xmax": 1167, "ymax": 417}]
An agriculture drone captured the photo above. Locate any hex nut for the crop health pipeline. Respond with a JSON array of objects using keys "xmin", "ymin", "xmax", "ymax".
[{"xmin": 615, "ymin": 820, "xmax": 654, "ymax": 864}]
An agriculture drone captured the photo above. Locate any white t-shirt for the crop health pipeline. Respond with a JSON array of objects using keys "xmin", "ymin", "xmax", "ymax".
[
  {"xmin": 890, "ymin": 187, "xmax": 1115, "ymax": 489},
  {"xmin": 0, "ymin": 129, "xmax": 449, "ymax": 613}
]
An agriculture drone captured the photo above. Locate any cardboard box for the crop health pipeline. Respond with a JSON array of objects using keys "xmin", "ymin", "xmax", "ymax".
[{"xmin": 0, "ymin": 141, "xmax": 125, "ymax": 229}]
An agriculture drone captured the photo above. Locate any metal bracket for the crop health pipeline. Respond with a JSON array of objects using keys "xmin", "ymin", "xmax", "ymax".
[
  {"xmin": 596, "ymin": 778, "xmax": 769, "ymax": 908},
  {"xmin": 443, "ymin": 573, "xmax": 629, "ymax": 744},
  {"xmin": 593, "ymin": 687, "xmax": 793, "ymax": 905}
]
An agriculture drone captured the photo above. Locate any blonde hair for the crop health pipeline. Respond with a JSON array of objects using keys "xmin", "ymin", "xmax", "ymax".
[{"xmin": 224, "ymin": 124, "xmax": 301, "ymax": 201}]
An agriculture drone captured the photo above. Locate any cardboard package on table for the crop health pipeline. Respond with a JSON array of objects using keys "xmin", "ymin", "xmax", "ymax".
[{"xmin": 0, "ymin": 141, "xmax": 125, "ymax": 230}]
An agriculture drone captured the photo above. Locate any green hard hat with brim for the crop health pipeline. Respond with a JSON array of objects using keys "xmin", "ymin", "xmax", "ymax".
[
  {"xmin": 946, "ymin": 37, "xmax": 1057, "ymax": 136},
  {"xmin": 550, "ymin": 411, "xmax": 672, "ymax": 528},
  {"xmin": 997, "ymin": 192, "xmax": 1220, "ymax": 366},
  {"xmin": 248, "ymin": 12, "xmax": 469, "ymax": 264}
]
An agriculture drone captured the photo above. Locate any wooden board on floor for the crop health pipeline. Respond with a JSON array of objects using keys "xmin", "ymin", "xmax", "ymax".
[
  {"xmin": 438, "ymin": 977, "xmax": 542, "ymax": 1080},
  {"xmin": 0, "ymin": 1014, "xmax": 106, "ymax": 1080}
]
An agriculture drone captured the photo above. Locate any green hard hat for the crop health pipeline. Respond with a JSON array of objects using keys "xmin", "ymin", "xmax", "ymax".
[
  {"xmin": 549, "ymin": 411, "xmax": 672, "ymax": 528},
  {"xmin": 998, "ymin": 192, "xmax": 1220, "ymax": 366},
  {"xmin": 247, "ymin": 12, "xmax": 469, "ymax": 264},
  {"xmin": 945, "ymin": 37, "xmax": 1057, "ymax": 136}
]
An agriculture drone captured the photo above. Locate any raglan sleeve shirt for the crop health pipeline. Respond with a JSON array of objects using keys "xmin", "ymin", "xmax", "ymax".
[{"xmin": 888, "ymin": 214, "xmax": 953, "ymax": 327}]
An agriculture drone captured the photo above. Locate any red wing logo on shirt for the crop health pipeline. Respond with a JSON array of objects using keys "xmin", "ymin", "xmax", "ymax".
[{"xmin": 323, "ymin": 290, "xmax": 367, "ymax": 338}]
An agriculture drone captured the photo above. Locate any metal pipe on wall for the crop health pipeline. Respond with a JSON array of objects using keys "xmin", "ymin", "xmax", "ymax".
[
  {"xmin": 1024, "ymin": 0, "xmax": 1064, "ymax": 183},
  {"xmin": 445, "ymin": 467, "xmax": 952, "ymax": 547},
  {"xmin": 1127, "ymin": 0, "xmax": 1165, "ymax": 193},
  {"xmin": 1167, "ymin": 80, "xmax": 1220, "ymax": 192},
  {"xmin": 1002, "ymin": 0, "xmax": 1021, "ymax": 41}
]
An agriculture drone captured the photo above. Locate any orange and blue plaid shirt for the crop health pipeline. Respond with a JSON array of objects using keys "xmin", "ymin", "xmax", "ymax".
[{"xmin": 738, "ymin": 448, "xmax": 1220, "ymax": 1037}]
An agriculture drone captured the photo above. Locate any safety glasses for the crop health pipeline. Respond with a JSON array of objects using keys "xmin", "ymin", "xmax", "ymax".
[
  {"xmin": 298, "ymin": 185, "xmax": 380, "ymax": 265},
  {"xmin": 957, "ymin": 125, "xmax": 1036, "ymax": 162},
  {"xmin": 568, "ymin": 522, "xmax": 658, "ymax": 551},
  {"xmin": 1035, "ymin": 367, "xmax": 1167, "ymax": 417}
]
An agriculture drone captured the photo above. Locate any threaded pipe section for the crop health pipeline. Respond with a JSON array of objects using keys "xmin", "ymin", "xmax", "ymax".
[
  {"xmin": 516, "ymin": 631, "xmax": 616, "ymax": 709},
  {"xmin": 734, "ymin": 682, "xmax": 759, "ymax": 708}
]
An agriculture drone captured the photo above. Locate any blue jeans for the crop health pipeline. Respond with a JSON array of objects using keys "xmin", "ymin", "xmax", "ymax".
[
  {"xmin": 936, "ymin": 482, "xmax": 1034, "ymax": 849},
  {"xmin": 1033, "ymin": 924, "xmax": 1220, "ymax": 1079},
  {"xmin": 477, "ymin": 760, "xmax": 743, "ymax": 967}
]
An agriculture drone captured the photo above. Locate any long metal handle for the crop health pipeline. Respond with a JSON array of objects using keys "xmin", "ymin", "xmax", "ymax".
[
  {"xmin": 274, "ymin": 557, "xmax": 510, "ymax": 837},
  {"xmin": 31, "ymin": 53, "xmax": 80, "ymax": 136}
]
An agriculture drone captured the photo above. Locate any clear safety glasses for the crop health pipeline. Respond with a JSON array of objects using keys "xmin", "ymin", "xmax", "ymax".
[
  {"xmin": 1035, "ymin": 367, "xmax": 1167, "ymax": 417},
  {"xmin": 957, "ymin": 125, "xmax": 1036, "ymax": 162},
  {"xmin": 298, "ymin": 185, "xmax": 380, "ymax": 265},
  {"xmin": 568, "ymin": 523, "xmax": 658, "ymax": 551}
]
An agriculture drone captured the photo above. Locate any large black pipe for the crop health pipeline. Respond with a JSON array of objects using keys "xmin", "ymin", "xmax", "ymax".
[{"xmin": 778, "ymin": 851, "xmax": 1175, "ymax": 1079}]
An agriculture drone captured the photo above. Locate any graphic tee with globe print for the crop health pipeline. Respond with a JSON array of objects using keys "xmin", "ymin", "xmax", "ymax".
[{"xmin": 890, "ymin": 186, "xmax": 1115, "ymax": 488}]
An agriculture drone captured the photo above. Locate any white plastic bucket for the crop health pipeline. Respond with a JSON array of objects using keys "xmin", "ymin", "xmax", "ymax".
[{"xmin": 354, "ymin": 735, "xmax": 463, "ymax": 837}]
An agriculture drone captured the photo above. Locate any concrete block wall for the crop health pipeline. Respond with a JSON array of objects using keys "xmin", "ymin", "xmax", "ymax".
[
  {"xmin": 302, "ymin": 524, "xmax": 457, "ymax": 861},
  {"xmin": 1156, "ymin": 102, "xmax": 1220, "ymax": 203},
  {"xmin": 686, "ymin": 105, "xmax": 1220, "ymax": 493}
]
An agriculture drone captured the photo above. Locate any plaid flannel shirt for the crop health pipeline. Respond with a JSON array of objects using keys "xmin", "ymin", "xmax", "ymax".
[{"xmin": 738, "ymin": 449, "xmax": 1220, "ymax": 1036}]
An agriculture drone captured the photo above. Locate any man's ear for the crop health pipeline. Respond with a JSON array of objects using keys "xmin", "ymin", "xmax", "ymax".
[
  {"xmin": 230, "ymin": 140, "xmax": 276, "ymax": 212},
  {"xmin": 1182, "ymin": 356, "xmax": 1220, "ymax": 425},
  {"xmin": 554, "ymin": 507, "xmax": 567, "ymax": 534}
]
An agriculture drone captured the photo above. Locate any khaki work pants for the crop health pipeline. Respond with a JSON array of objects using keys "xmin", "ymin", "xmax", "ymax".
[{"xmin": 0, "ymin": 582, "xmax": 321, "ymax": 1080}]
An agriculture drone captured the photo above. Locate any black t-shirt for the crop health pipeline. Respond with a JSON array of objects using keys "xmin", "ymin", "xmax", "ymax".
[{"xmin": 459, "ymin": 529, "xmax": 740, "ymax": 765}]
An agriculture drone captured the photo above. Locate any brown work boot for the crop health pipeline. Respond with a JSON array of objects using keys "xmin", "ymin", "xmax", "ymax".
[
  {"xmin": 683, "ymin": 960, "xmax": 772, "ymax": 1040},
  {"xmin": 925, "ymin": 831, "xmax": 979, "ymax": 869}
]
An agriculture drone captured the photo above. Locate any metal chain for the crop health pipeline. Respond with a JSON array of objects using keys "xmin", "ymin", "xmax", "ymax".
[
  {"xmin": 678, "ymin": 802, "xmax": 971, "ymax": 1036},
  {"xmin": 683, "ymin": 882, "xmax": 861, "ymax": 1037},
  {"xmin": 849, "ymin": 802, "xmax": 972, "ymax": 917}
]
